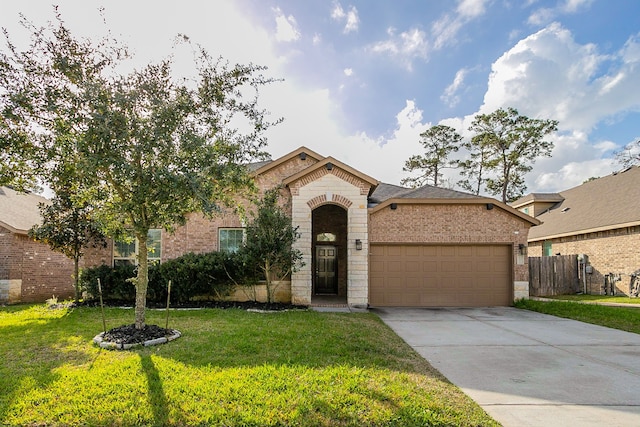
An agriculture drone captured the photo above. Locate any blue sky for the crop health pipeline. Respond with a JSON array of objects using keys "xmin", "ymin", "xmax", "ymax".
[{"xmin": 2, "ymin": 0, "xmax": 639, "ymax": 195}]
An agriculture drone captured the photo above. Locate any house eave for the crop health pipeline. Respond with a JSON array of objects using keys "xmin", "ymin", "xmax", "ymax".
[
  {"xmin": 368, "ymin": 197, "xmax": 541, "ymax": 226},
  {"xmin": 0, "ymin": 220, "xmax": 29, "ymax": 235},
  {"xmin": 528, "ymin": 220, "xmax": 640, "ymax": 242}
]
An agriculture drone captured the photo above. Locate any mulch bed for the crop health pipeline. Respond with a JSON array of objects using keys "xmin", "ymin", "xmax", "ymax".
[{"xmin": 102, "ymin": 324, "xmax": 173, "ymax": 345}]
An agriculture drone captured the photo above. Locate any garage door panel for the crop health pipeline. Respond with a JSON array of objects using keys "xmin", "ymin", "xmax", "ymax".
[{"xmin": 370, "ymin": 244, "xmax": 512, "ymax": 307}]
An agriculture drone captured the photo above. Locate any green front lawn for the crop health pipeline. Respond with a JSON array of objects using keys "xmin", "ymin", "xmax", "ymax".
[
  {"xmin": 542, "ymin": 294, "xmax": 640, "ymax": 305},
  {"xmin": 0, "ymin": 305, "xmax": 497, "ymax": 426},
  {"xmin": 515, "ymin": 298, "xmax": 640, "ymax": 334}
]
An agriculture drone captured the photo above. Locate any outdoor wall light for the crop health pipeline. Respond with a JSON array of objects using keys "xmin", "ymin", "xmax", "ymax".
[
  {"xmin": 390, "ymin": 203, "xmax": 397, "ymax": 210},
  {"xmin": 518, "ymin": 243, "xmax": 527, "ymax": 256},
  {"xmin": 486, "ymin": 203, "xmax": 494, "ymax": 210},
  {"xmin": 326, "ymin": 162, "xmax": 333, "ymax": 171},
  {"xmin": 355, "ymin": 239, "xmax": 362, "ymax": 250}
]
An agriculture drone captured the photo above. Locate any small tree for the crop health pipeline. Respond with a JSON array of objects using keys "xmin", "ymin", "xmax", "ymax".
[
  {"xmin": 401, "ymin": 124, "xmax": 461, "ymax": 188},
  {"xmin": 467, "ymin": 107, "xmax": 557, "ymax": 203},
  {"xmin": 242, "ymin": 188, "xmax": 304, "ymax": 304},
  {"xmin": 29, "ymin": 192, "xmax": 106, "ymax": 303},
  {"xmin": 615, "ymin": 138, "xmax": 640, "ymax": 168}
]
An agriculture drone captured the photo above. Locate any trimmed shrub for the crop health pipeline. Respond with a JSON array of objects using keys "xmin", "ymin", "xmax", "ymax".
[{"xmin": 80, "ymin": 251, "xmax": 244, "ymax": 304}]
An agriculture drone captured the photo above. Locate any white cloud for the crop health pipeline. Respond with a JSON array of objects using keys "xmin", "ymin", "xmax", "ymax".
[
  {"xmin": 535, "ymin": 159, "xmax": 616, "ymax": 192},
  {"xmin": 343, "ymin": 68, "xmax": 353, "ymax": 77},
  {"xmin": 331, "ymin": 1, "xmax": 359, "ymax": 33},
  {"xmin": 528, "ymin": 0, "xmax": 593, "ymax": 25},
  {"xmin": 331, "ymin": 2, "xmax": 346, "ymax": 20},
  {"xmin": 457, "ymin": 0, "xmax": 489, "ymax": 18},
  {"xmin": 562, "ymin": 0, "xmax": 593, "ymax": 13},
  {"xmin": 273, "ymin": 7, "xmax": 301, "ymax": 42},
  {"xmin": 457, "ymin": 23, "xmax": 640, "ymax": 192},
  {"xmin": 312, "ymin": 33, "xmax": 322, "ymax": 45},
  {"xmin": 481, "ymin": 23, "xmax": 640, "ymax": 133},
  {"xmin": 344, "ymin": 6, "xmax": 360, "ymax": 33},
  {"xmin": 441, "ymin": 68, "xmax": 468, "ymax": 107},
  {"xmin": 432, "ymin": 0, "xmax": 489, "ymax": 49},
  {"xmin": 369, "ymin": 27, "xmax": 429, "ymax": 70}
]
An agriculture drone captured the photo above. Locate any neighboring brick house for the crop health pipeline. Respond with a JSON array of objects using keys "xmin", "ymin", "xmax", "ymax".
[
  {"xmin": 511, "ymin": 166, "xmax": 640, "ymax": 295},
  {"xmin": 6, "ymin": 147, "xmax": 540, "ymax": 307},
  {"xmin": 0, "ymin": 187, "xmax": 75, "ymax": 303}
]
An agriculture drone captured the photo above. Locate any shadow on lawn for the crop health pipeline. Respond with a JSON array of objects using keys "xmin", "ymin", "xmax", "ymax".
[{"xmin": 140, "ymin": 354, "xmax": 170, "ymax": 426}]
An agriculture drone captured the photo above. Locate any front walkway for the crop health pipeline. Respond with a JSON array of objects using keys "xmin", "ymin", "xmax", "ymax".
[{"xmin": 373, "ymin": 306, "xmax": 640, "ymax": 427}]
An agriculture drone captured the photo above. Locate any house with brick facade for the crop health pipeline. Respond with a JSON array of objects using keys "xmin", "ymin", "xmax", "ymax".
[
  {"xmin": 512, "ymin": 165, "xmax": 640, "ymax": 295},
  {"xmin": 0, "ymin": 186, "xmax": 75, "ymax": 303},
  {"xmin": 100, "ymin": 146, "xmax": 537, "ymax": 308},
  {"xmin": 4, "ymin": 146, "xmax": 540, "ymax": 307}
]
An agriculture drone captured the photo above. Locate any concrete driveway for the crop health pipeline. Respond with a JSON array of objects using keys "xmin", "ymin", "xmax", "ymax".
[{"xmin": 373, "ymin": 307, "xmax": 640, "ymax": 427}]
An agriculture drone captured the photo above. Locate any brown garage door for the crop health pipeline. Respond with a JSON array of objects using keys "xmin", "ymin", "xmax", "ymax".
[{"xmin": 369, "ymin": 244, "xmax": 512, "ymax": 307}]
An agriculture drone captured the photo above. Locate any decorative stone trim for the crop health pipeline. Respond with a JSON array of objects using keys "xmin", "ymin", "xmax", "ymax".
[
  {"xmin": 307, "ymin": 194, "xmax": 327, "ymax": 210},
  {"xmin": 306, "ymin": 193, "xmax": 353, "ymax": 210},
  {"xmin": 92, "ymin": 329, "xmax": 182, "ymax": 350},
  {"xmin": 289, "ymin": 167, "xmax": 372, "ymax": 196}
]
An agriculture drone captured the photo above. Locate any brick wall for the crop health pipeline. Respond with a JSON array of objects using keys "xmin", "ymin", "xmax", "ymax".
[
  {"xmin": 19, "ymin": 234, "xmax": 75, "ymax": 302},
  {"xmin": 528, "ymin": 226, "xmax": 640, "ymax": 294},
  {"xmin": 0, "ymin": 227, "xmax": 76, "ymax": 303},
  {"xmin": 0, "ymin": 226, "xmax": 21, "ymax": 281},
  {"xmin": 369, "ymin": 203, "xmax": 532, "ymax": 283}
]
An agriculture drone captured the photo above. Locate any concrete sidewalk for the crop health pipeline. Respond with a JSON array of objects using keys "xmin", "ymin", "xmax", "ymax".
[{"xmin": 373, "ymin": 307, "xmax": 640, "ymax": 427}]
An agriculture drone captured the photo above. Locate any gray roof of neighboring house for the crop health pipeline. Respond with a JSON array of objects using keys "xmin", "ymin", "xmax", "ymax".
[
  {"xmin": 0, "ymin": 186, "xmax": 47, "ymax": 234},
  {"xmin": 528, "ymin": 166, "xmax": 640, "ymax": 241},
  {"xmin": 511, "ymin": 192, "xmax": 565, "ymax": 208},
  {"xmin": 369, "ymin": 182, "xmax": 479, "ymax": 204}
]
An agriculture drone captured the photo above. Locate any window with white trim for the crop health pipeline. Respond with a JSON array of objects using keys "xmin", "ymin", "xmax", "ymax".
[
  {"xmin": 219, "ymin": 228, "xmax": 245, "ymax": 253},
  {"xmin": 113, "ymin": 229, "xmax": 162, "ymax": 266}
]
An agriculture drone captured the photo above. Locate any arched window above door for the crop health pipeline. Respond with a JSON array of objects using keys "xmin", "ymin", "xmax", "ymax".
[{"xmin": 316, "ymin": 232, "xmax": 337, "ymax": 242}]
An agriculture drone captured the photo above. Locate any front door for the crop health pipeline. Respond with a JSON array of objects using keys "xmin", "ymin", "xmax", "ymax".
[{"xmin": 315, "ymin": 245, "xmax": 338, "ymax": 294}]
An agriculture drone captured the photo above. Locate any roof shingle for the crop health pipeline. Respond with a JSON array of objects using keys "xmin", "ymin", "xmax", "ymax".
[
  {"xmin": 528, "ymin": 166, "xmax": 640, "ymax": 240},
  {"xmin": 0, "ymin": 187, "xmax": 47, "ymax": 234}
]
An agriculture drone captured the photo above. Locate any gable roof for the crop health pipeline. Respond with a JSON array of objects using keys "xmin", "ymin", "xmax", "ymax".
[
  {"xmin": 369, "ymin": 182, "xmax": 479, "ymax": 204},
  {"xmin": 0, "ymin": 187, "xmax": 47, "ymax": 234},
  {"xmin": 528, "ymin": 166, "xmax": 640, "ymax": 241},
  {"xmin": 252, "ymin": 146, "xmax": 324, "ymax": 176},
  {"xmin": 282, "ymin": 156, "xmax": 379, "ymax": 194}
]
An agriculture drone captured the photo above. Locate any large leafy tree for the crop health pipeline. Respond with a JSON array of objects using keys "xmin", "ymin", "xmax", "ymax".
[
  {"xmin": 615, "ymin": 138, "xmax": 640, "ymax": 167},
  {"xmin": 465, "ymin": 107, "xmax": 557, "ymax": 203},
  {"xmin": 401, "ymin": 124, "xmax": 461, "ymax": 188},
  {"xmin": 2, "ymin": 11, "xmax": 279, "ymax": 328},
  {"xmin": 242, "ymin": 187, "xmax": 304, "ymax": 304}
]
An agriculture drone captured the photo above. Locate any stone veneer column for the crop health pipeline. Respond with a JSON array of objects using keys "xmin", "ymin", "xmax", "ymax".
[
  {"xmin": 290, "ymin": 174, "xmax": 370, "ymax": 307},
  {"xmin": 514, "ymin": 281, "xmax": 529, "ymax": 300},
  {"xmin": 346, "ymin": 199, "xmax": 369, "ymax": 307},
  {"xmin": 291, "ymin": 195, "xmax": 313, "ymax": 305}
]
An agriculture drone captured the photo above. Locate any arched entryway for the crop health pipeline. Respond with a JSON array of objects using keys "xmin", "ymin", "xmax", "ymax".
[{"xmin": 311, "ymin": 204, "xmax": 347, "ymax": 303}]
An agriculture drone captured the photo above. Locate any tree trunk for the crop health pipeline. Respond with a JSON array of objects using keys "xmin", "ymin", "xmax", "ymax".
[
  {"xmin": 135, "ymin": 232, "xmax": 149, "ymax": 329},
  {"xmin": 265, "ymin": 259, "xmax": 272, "ymax": 304},
  {"xmin": 74, "ymin": 257, "xmax": 80, "ymax": 304}
]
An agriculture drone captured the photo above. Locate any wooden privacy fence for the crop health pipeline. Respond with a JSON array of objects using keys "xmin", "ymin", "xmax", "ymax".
[{"xmin": 529, "ymin": 255, "xmax": 580, "ymax": 296}]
